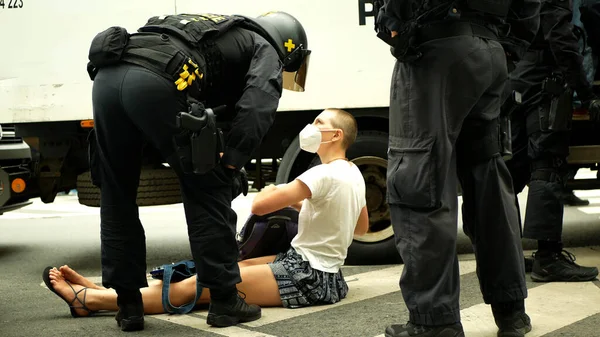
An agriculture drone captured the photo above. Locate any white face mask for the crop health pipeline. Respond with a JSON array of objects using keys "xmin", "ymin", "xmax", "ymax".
[{"xmin": 299, "ymin": 124, "xmax": 337, "ymax": 153}]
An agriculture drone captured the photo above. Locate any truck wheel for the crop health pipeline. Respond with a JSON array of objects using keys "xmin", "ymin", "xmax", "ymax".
[
  {"xmin": 276, "ymin": 131, "xmax": 402, "ymax": 265},
  {"xmin": 76, "ymin": 168, "xmax": 182, "ymax": 207}
]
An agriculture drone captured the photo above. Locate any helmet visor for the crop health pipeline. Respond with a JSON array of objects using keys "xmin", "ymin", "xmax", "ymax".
[{"xmin": 283, "ymin": 51, "xmax": 311, "ymax": 92}]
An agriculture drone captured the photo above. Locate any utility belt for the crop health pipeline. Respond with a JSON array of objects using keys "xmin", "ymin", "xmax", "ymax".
[
  {"xmin": 87, "ymin": 26, "xmax": 212, "ymax": 100},
  {"xmin": 381, "ymin": 20, "xmax": 498, "ymax": 63},
  {"xmin": 87, "ymin": 26, "xmax": 227, "ymax": 175},
  {"xmin": 416, "ymin": 21, "xmax": 498, "ymax": 45}
]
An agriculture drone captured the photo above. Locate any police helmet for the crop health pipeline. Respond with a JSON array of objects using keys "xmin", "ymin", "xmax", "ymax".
[{"xmin": 252, "ymin": 11, "xmax": 311, "ymax": 92}]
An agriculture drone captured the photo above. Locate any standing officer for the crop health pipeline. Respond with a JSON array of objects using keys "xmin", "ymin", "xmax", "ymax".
[
  {"xmin": 557, "ymin": 0, "xmax": 600, "ymax": 207},
  {"xmin": 505, "ymin": 0, "xmax": 600, "ymax": 282},
  {"xmin": 86, "ymin": 11, "xmax": 310, "ymax": 331},
  {"xmin": 374, "ymin": 0, "xmax": 540, "ymax": 336}
]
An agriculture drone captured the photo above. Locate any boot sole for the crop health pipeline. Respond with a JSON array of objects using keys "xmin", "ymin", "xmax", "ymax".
[
  {"xmin": 117, "ymin": 316, "xmax": 144, "ymax": 331},
  {"xmin": 206, "ymin": 312, "xmax": 262, "ymax": 328},
  {"xmin": 531, "ymin": 272, "xmax": 598, "ymax": 282},
  {"xmin": 497, "ymin": 323, "xmax": 532, "ymax": 337},
  {"xmin": 384, "ymin": 330, "xmax": 464, "ymax": 337}
]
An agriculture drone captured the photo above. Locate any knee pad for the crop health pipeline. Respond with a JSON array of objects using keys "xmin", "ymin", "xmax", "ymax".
[{"xmin": 457, "ymin": 119, "xmax": 501, "ymax": 165}]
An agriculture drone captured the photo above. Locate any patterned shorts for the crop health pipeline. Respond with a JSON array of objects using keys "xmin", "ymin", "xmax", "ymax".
[{"xmin": 268, "ymin": 247, "xmax": 349, "ymax": 308}]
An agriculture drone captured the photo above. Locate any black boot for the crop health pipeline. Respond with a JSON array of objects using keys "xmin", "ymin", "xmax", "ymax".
[
  {"xmin": 491, "ymin": 301, "xmax": 532, "ymax": 337},
  {"xmin": 115, "ymin": 291, "xmax": 144, "ymax": 331},
  {"xmin": 384, "ymin": 322, "xmax": 464, "ymax": 337},
  {"xmin": 531, "ymin": 250, "xmax": 599, "ymax": 282},
  {"xmin": 207, "ymin": 291, "xmax": 261, "ymax": 327},
  {"xmin": 524, "ymin": 256, "xmax": 534, "ymax": 273}
]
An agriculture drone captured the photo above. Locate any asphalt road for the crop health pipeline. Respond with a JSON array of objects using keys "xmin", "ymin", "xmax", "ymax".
[{"xmin": 1, "ymin": 173, "xmax": 600, "ymax": 337}]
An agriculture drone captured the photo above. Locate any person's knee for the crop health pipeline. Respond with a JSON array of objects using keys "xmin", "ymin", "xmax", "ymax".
[{"xmin": 457, "ymin": 118, "xmax": 502, "ymax": 166}]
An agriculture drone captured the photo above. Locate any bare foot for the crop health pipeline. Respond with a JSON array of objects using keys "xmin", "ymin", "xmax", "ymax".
[
  {"xmin": 48, "ymin": 268, "xmax": 93, "ymax": 317},
  {"xmin": 59, "ymin": 265, "xmax": 105, "ymax": 290}
]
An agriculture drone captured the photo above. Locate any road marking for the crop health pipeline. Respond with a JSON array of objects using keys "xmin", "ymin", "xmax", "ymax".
[
  {"xmin": 152, "ymin": 314, "xmax": 278, "ymax": 337},
  {"xmin": 241, "ymin": 260, "xmax": 477, "ymax": 328},
  {"xmin": 372, "ymin": 281, "xmax": 600, "ymax": 337},
  {"xmin": 577, "ymin": 206, "xmax": 600, "ymax": 214},
  {"xmin": 463, "ymin": 281, "xmax": 600, "ymax": 337},
  {"xmin": 372, "ymin": 246, "xmax": 600, "ymax": 337}
]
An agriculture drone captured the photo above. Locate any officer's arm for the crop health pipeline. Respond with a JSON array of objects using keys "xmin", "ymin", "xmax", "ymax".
[
  {"xmin": 544, "ymin": 3, "xmax": 594, "ymax": 100},
  {"xmin": 500, "ymin": 0, "xmax": 541, "ymax": 62},
  {"xmin": 251, "ymin": 181, "xmax": 311, "ymax": 216},
  {"xmin": 221, "ymin": 36, "xmax": 283, "ymax": 170},
  {"xmin": 375, "ymin": 0, "xmax": 409, "ymax": 34}
]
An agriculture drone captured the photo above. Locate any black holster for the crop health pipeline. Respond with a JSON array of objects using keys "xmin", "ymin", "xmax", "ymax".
[
  {"xmin": 500, "ymin": 90, "xmax": 523, "ymax": 161},
  {"xmin": 175, "ymin": 102, "xmax": 225, "ymax": 175},
  {"xmin": 540, "ymin": 75, "xmax": 573, "ymax": 132}
]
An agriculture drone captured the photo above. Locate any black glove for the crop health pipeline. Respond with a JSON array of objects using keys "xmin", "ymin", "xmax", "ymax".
[
  {"xmin": 582, "ymin": 96, "xmax": 600, "ymax": 122},
  {"xmin": 585, "ymin": 99, "xmax": 600, "ymax": 122},
  {"xmin": 232, "ymin": 167, "xmax": 249, "ymax": 198}
]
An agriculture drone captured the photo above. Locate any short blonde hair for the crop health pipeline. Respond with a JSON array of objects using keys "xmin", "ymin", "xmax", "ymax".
[{"xmin": 326, "ymin": 108, "xmax": 357, "ymax": 149}]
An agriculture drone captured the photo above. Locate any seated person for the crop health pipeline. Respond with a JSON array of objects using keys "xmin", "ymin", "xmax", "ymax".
[{"xmin": 42, "ymin": 108, "xmax": 369, "ymax": 318}]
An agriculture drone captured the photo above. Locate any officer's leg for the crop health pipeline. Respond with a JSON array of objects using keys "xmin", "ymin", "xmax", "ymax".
[
  {"xmin": 457, "ymin": 119, "xmax": 529, "ymax": 332},
  {"xmin": 524, "ymin": 107, "xmax": 599, "ymax": 281},
  {"xmin": 454, "ymin": 40, "xmax": 530, "ymax": 335},
  {"xmin": 92, "ymin": 64, "xmax": 146, "ymax": 331},
  {"xmin": 387, "ymin": 36, "xmax": 509, "ymax": 333},
  {"xmin": 118, "ymin": 65, "xmax": 255, "ymax": 324}
]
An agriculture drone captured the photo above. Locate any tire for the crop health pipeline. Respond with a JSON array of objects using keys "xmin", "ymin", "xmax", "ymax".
[
  {"xmin": 276, "ymin": 130, "xmax": 402, "ymax": 265},
  {"xmin": 77, "ymin": 168, "xmax": 182, "ymax": 207}
]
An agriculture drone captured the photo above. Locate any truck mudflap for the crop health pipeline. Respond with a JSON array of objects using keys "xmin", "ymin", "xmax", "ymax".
[{"xmin": 0, "ymin": 167, "xmax": 32, "ymax": 214}]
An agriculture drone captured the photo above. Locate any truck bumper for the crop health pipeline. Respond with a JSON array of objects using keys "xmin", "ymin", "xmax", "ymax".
[{"xmin": 0, "ymin": 165, "xmax": 33, "ymax": 214}]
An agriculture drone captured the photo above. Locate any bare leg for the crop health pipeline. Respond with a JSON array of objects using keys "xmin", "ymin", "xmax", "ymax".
[
  {"xmin": 49, "ymin": 257, "xmax": 282, "ymax": 316},
  {"xmin": 238, "ymin": 255, "xmax": 277, "ymax": 268}
]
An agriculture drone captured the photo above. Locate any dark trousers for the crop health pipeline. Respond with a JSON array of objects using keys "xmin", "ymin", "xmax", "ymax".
[
  {"xmin": 505, "ymin": 51, "xmax": 570, "ymax": 241},
  {"xmin": 91, "ymin": 63, "xmax": 241, "ymax": 295},
  {"xmin": 387, "ymin": 35, "xmax": 527, "ymax": 326}
]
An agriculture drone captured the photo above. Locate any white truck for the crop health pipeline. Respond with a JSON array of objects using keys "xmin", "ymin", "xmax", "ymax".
[{"xmin": 1, "ymin": 0, "xmax": 599, "ymax": 265}]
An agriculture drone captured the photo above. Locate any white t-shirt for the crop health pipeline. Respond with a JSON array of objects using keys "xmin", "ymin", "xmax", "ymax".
[{"xmin": 291, "ymin": 159, "xmax": 366, "ymax": 273}]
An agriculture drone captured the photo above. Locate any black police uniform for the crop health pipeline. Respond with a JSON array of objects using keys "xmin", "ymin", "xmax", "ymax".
[
  {"xmin": 375, "ymin": 0, "xmax": 540, "ymax": 336},
  {"xmin": 505, "ymin": 0, "xmax": 600, "ymax": 281},
  {"xmin": 92, "ymin": 26, "xmax": 280, "ymax": 290},
  {"xmin": 87, "ymin": 12, "xmax": 310, "ymax": 330}
]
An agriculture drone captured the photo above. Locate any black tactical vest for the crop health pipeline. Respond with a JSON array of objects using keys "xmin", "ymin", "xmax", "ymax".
[{"xmin": 121, "ymin": 14, "xmax": 250, "ymax": 102}]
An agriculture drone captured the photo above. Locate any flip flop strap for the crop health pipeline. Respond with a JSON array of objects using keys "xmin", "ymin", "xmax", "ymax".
[{"xmin": 66, "ymin": 281, "xmax": 93, "ymax": 313}]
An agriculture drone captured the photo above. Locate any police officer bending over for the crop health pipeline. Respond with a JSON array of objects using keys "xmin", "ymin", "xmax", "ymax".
[
  {"xmin": 504, "ymin": 0, "xmax": 600, "ymax": 282},
  {"xmin": 85, "ymin": 11, "xmax": 310, "ymax": 331},
  {"xmin": 374, "ymin": 0, "xmax": 540, "ymax": 336}
]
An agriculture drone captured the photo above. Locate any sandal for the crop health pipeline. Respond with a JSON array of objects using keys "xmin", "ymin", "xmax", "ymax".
[{"xmin": 42, "ymin": 266, "xmax": 96, "ymax": 318}]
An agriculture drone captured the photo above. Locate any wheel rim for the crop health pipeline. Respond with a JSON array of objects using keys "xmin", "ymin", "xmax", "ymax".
[{"xmin": 350, "ymin": 156, "xmax": 393, "ymax": 243}]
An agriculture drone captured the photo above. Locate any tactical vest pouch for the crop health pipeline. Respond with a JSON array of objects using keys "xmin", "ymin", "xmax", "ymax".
[
  {"xmin": 139, "ymin": 14, "xmax": 245, "ymax": 47},
  {"xmin": 465, "ymin": 0, "xmax": 512, "ymax": 17},
  {"xmin": 88, "ymin": 26, "xmax": 130, "ymax": 69}
]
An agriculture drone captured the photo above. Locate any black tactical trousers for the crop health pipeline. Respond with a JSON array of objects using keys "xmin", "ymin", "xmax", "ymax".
[
  {"xmin": 388, "ymin": 35, "xmax": 527, "ymax": 326},
  {"xmin": 91, "ymin": 63, "xmax": 241, "ymax": 295},
  {"xmin": 505, "ymin": 51, "xmax": 570, "ymax": 241}
]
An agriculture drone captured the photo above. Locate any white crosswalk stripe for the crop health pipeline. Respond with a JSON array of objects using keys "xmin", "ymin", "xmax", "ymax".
[{"xmin": 137, "ymin": 249, "xmax": 600, "ymax": 337}]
